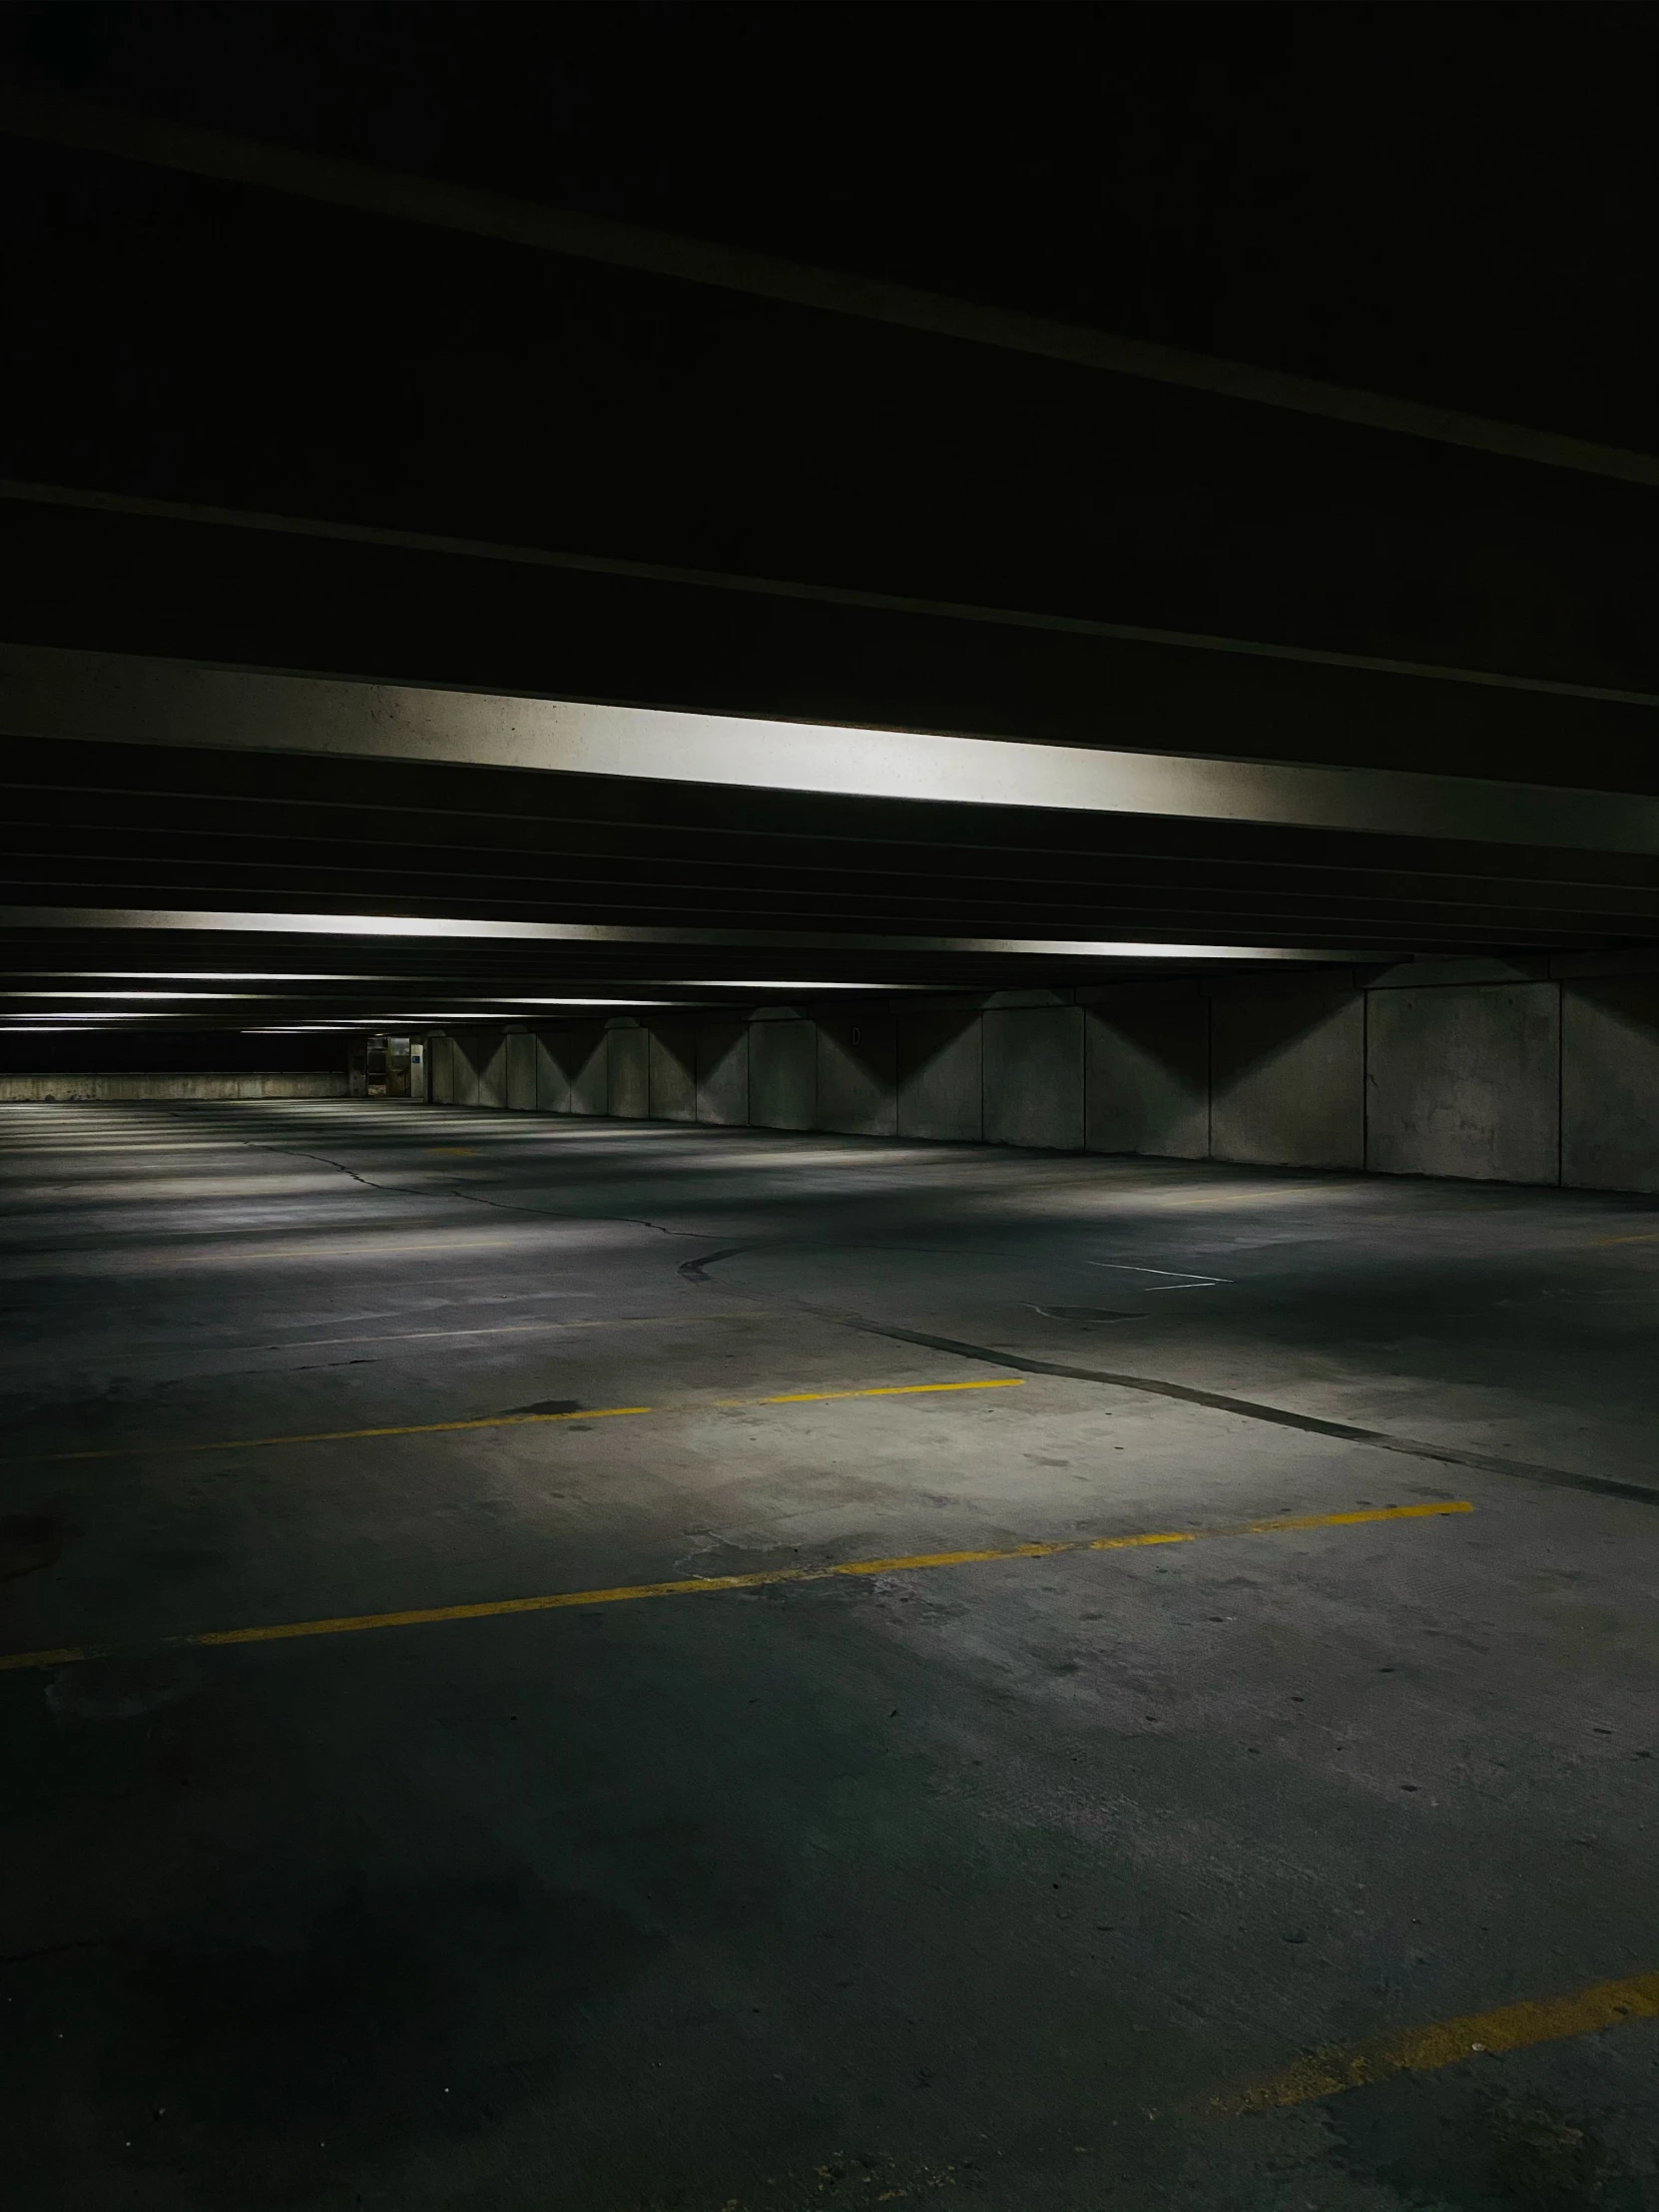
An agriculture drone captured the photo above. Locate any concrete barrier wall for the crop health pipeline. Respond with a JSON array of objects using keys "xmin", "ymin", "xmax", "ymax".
[
  {"xmin": 608, "ymin": 1025, "xmax": 651, "ymax": 1119},
  {"xmin": 422, "ymin": 952, "xmax": 1659, "ymax": 1192},
  {"xmin": 1560, "ymin": 975, "xmax": 1659, "ymax": 1195},
  {"xmin": 750, "ymin": 1017, "xmax": 817, "ymax": 1130},
  {"xmin": 1367, "ymin": 982, "xmax": 1559, "ymax": 1184},
  {"xmin": 1211, "ymin": 983, "xmax": 1365, "ymax": 1169},
  {"xmin": 696, "ymin": 1020, "xmax": 749, "ymax": 1125},
  {"xmin": 648, "ymin": 1023, "xmax": 698, "ymax": 1121},
  {"xmin": 1083, "ymin": 983, "xmax": 1209, "ymax": 1157},
  {"xmin": 898, "ymin": 1009, "xmax": 982, "ymax": 1141},
  {"xmin": 817, "ymin": 1014, "xmax": 897, "ymax": 1136},
  {"xmin": 0, "ymin": 1071, "xmax": 349, "ymax": 1101},
  {"xmin": 983, "ymin": 1002, "xmax": 1083, "ymax": 1150},
  {"xmin": 505, "ymin": 1031, "xmax": 537, "ymax": 1111}
]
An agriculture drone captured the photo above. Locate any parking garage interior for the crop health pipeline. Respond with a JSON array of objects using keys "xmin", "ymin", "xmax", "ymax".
[{"xmin": 2, "ymin": 12, "xmax": 1657, "ymax": 2211}]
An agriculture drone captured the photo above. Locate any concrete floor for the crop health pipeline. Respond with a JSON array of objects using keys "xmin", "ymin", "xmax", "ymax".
[{"xmin": 2, "ymin": 1100, "xmax": 1657, "ymax": 2212}]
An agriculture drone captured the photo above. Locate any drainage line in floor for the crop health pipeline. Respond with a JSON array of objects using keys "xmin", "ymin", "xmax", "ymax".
[{"xmin": 824, "ymin": 1315, "xmax": 1659, "ymax": 1507}]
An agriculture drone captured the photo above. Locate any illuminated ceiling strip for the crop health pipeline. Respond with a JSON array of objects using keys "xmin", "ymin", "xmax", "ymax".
[
  {"xmin": 4, "ymin": 643, "xmax": 1655, "ymax": 855},
  {"xmin": 0, "ymin": 995, "xmax": 250, "ymax": 1004},
  {"xmin": 0, "ymin": 908, "xmax": 1378, "ymax": 961},
  {"xmin": 1, "ymin": 86, "xmax": 1653, "ymax": 487},
  {"xmin": 49, "ymin": 971, "xmax": 380, "ymax": 981}
]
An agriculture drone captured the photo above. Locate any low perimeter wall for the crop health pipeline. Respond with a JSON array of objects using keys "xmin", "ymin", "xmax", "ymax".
[
  {"xmin": 426, "ymin": 953, "xmax": 1659, "ymax": 1195},
  {"xmin": 0, "ymin": 1071, "xmax": 350, "ymax": 1102}
]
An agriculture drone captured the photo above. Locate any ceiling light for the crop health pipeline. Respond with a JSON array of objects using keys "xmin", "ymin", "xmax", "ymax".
[
  {"xmin": 1, "ymin": 990, "xmax": 248, "ymax": 1001},
  {"xmin": 689, "ymin": 980, "xmax": 924, "ymax": 990},
  {"xmin": 53, "ymin": 971, "xmax": 380, "ymax": 982}
]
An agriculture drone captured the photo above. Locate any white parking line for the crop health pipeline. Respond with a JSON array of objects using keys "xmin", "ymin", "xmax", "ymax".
[{"xmin": 1090, "ymin": 1263, "xmax": 1228, "ymax": 1290}]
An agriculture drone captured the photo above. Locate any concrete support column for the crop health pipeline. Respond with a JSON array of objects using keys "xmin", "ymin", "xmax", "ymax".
[
  {"xmin": 897, "ymin": 1010, "xmax": 981, "ymax": 1141},
  {"xmin": 696, "ymin": 1021, "xmax": 749, "ymax": 1124},
  {"xmin": 983, "ymin": 1000, "xmax": 1084, "ymax": 1150},
  {"xmin": 749, "ymin": 1016, "xmax": 817, "ymax": 1131},
  {"xmin": 1209, "ymin": 981, "xmax": 1365, "ymax": 1169}
]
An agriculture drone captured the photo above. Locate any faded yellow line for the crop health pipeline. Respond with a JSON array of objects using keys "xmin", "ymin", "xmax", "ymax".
[
  {"xmin": 1215, "ymin": 1963, "xmax": 1659, "ymax": 2114},
  {"xmin": 0, "ymin": 1500, "xmax": 1469, "ymax": 1673},
  {"xmin": 1586, "ymin": 1230, "xmax": 1659, "ymax": 1247},
  {"xmin": 26, "ymin": 1377, "xmax": 1023, "ymax": 1463}
]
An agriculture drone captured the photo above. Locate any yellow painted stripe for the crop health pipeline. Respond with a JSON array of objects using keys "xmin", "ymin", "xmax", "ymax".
[
  {"xmin": 1215, "ymin": 1964, "xmax": 1659, "ymax": 2114},
  {"xmin": 0, "ymin": 1499, "xmax": 1469, "ymax": 1673},
  {"xmin": 1587, "ymin": 1230, "xmax": 1659, "ymax": 1247},
  {"xmin": 27, "ymin": 1377, "xmax": 1022, "ymax": 1463}
]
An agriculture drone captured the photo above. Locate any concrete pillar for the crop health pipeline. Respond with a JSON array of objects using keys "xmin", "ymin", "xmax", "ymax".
[
  {"xmin": 450, "ymin": 1033, "xmax": 482, "ymax": 1107},
  {"xmin": 817, "ymin": 1014, "xmax": 897, "ymax": 1136},
  {"xmin": 608, "ymin": 1024, "xmax": 650, "ymax": 1118},
  {"xmin": 505, "ymin": 1030, "xmax": 537, "ymax": 1110},
  {"xmin": 1084, "ymin": 984, "xmax": 1209, "ymax": 1157},
  {"xmin": 749, "ymin": 1017, "xmax": 817, "ymax": 1130},
  {"xmin": 545, "ymin": 1022, "xmax": 607, "ymax": 1114},
  {"xmin": 532, "ymin": 1032, "xmax": 571, "ymax": 1111},
  {"xmin": 1367, "ymin": 980, "xmax": 1559, "ymax": 1184},
  {"xmin": 429, "ymin": 1034, "xmax": 454, "ymax": 1104},
  {"xmin": 697, "ymin": 1021, "xmax": 749, "ymax": 1124},
  {"xmin": 648, "ymin": 1022, "xmax": 698, "ymax": 1121},
  {"xmin": 898, "ymin": 1010, "xmax": 982, "ymax": 1141},
  {"xmin": 1561, "ymin": 975, "xmax": 1659, "ymax": 1193},
  {"xmin": 983, "ymin": 1001, "xmax": 1084, "ymax": 1150},
  {"xmin": 1210, "ymin": 982, "xmax": 1364, "ymax": 1168},
  {"xmin": 472, "ymin": 1028, "xmax": 508, "ymax": 1110}
]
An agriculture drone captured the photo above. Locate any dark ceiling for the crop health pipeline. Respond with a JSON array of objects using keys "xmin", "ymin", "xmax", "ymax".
[{"xmin": 0, "ymin": 2, "xmax": 1655, "ymax": 1048}]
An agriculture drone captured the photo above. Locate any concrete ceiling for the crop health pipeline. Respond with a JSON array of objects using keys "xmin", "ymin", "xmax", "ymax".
[{"xmin": 0, "ymin": 10, "xmax": 1654, "ymax": 1042}]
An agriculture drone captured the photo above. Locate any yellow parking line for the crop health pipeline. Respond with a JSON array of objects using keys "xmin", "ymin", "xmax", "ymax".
[
  {"xmin": 0, "ymin": 1500, "xmax": 1469, "ymax": 1673},
  {"xmin": 26, "ymin": 1377, "xmax": 1023, "ymax": 1463},
  {"xmin": 1215, "ymin": 1963, "xmax": 1659, "ymax": 2114}
]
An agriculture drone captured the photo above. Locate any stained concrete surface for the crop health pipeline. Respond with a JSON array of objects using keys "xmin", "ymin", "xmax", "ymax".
[
  {"xmin": 608, "ymin": 1027, "xmax": 652, "ymax": 1121},
  {"xmin": 1562, "ymin": 978, "xmax": 1659, "ymax": 1196},
  {"xmin": 1083, "ymin": 985, "xmax": 1210, "ymax": 1159},
  {"xmin": 897, "ymin": 1012, "xmax": 982, "ymax": 1142},
  {"xmin": 817, "ymin": 1017, "xmax": 898, "ymax": 1139},
  {"xmin": 696, "ymin": 1021, "xmax": 750, "ymax": 1128},
  {"xmin": 749, "ymin": 1019, "xmax": 818, "ymax": 1133},
  {"xmin": 2, "ymin": 1101, "xmax": 1657, "ymax": 2212},
  {"xmin": 1368, "ymin": 985, "xmax": 1560, "ymax": 1186},
  {"xmin": 982, "ymin": 1005, "xmax": 1083, "ymax": 1153},
  {"xmin": 648, "ymin": 1027, "xmax": 699, "ymax": 1125},
  {"xmin": 1210, "ymin": 984, "xmax": 1366, "ymax": 1170}
]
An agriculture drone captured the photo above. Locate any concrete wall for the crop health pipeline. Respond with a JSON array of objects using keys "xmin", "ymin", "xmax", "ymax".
[
  {"xmin": 0, "ymin": 1071, "xmax": 350, "ymax": 1101},
  {"xmin": 429, "ymin": 1033, "xmax": 455, "ymax": 1104},
  {"xmin": 608, "ymin": 1025, "xmax": 651, "ymax": 1119},
  {"xmin": 1367, "ymin": 982, "xmax": 1559, "ymax": 1184},
  {"xmin": 1084, "ymin": 983, "xmax": 1209, "ymax": 1157},
  {"xmin": 898, "ymin": 1010, "xmax": 982, "ymax": 1141},
  {"xmin": 548, "ymin": 1023, "xmax": 608, "ymax": 1116},
  {"xmin": 1211, "ymin": 982, "xmax": 1365, "ymax": 1169},
  {"xmin": 532, "ymin": 1032, "xmax": 570, "ymax": 1112},
  {"xmin": 696, "ymin": 1020, "xmax": 749, "ymax": 1125},
  {"xmin": 505, "ymin": 1030, "xmax": 537, "ymax": 1111},
  {"xmin": 749, "ymin": 1017, "xmax": 817, "ymax": 1131},
  {"xmin": 817, "ymin": 1014, "xmax": 897, "ymax": 1137},
  {"xmin": 420, "ymin": 951, "xmax": 1659, "ymax": 1192},
  {"xmin": 649, "ymin": 1023, "xmax": 698, "ymax": 1121},
  {"xmin": 450, "ymin": 1027, "xmax": 506, "ymax": 1110},
  {"xmin": 983, "ymin": 1002, "xmax": 1083, "ymax": 1150},
  {"xmin": 1561, "ymin": 974, "xmax": 1659, "ymax": 1194}
]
